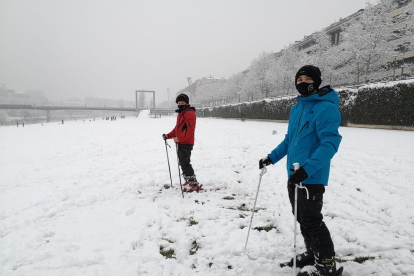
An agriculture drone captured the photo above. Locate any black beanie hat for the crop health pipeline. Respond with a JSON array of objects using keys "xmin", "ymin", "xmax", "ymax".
[
  {"xmin": 295, "ymin": 65, "xmax": 322, "ymax": 89},
  {"xmin": 176, "ymin": 93, "xmax": 189, "ymax": 104}
]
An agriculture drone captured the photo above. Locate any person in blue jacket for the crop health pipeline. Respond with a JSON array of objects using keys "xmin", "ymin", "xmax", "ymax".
[{"xmin": 259, "ymin": 65, "xmax": 342, "ymax": 276}]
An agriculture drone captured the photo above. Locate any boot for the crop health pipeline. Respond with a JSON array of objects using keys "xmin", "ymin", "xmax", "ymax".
[
  {"xmin": 183, "ymin": 175, "xmax": 202, "ymax": 193},
  {"xmin": 280, "ymin": 249, "xmax": 314, "ymax": 268},
  {"xmin": 297, "ymin": 255, "xmax": 336, "ymax": 276},
  {"xmin": 183, "ymin": 174, "xmax": 190, "ymax": 188}
]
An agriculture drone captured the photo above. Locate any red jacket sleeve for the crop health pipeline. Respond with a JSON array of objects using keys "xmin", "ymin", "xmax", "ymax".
[{"xmin": 166, "ymin": 115, "xmax": 179, "ymax": 138}]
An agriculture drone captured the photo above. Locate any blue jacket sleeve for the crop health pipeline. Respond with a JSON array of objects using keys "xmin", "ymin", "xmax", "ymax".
[
  {"xmin": 301, "ymin": 105, "xmax": 342, "ymax": 177},
  {"xmin": 268, "ymin": 106, "xmax": 295, "ymax": 164},
  {"xmin": 268, "ymin": 134, "xmax": 289, "ymax": 164}
]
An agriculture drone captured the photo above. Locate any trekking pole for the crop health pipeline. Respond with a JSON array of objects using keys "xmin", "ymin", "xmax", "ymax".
[
  {"xmin": 164, "ymin": 140, "xmax": 174, "ymax": 188},
  {"xmin": 244, "ymin": 166, "xmax": 267, "ymax": 254},
  {"xmin": 292, "ymin": 163, "xmax": 309, "ymax": 276},
  {"xmin": 175, "ymin": 143, "xmax": 184, "ymax": 198}
]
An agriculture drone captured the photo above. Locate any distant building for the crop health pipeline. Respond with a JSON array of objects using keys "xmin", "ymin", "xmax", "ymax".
[
  {"xmin": 295, "ymin": 9, "xmax": 364, "ymax": 53},
  {"xmin": 25, "ymin": 90, "xmax": 48, "ymax": 105},
  {"xmin": 292, "ymin": 0, "xmax": 413, "ymax": 80},
  {"xmin": 193, "ymin": 76, "xmax": 223, "ymax": 87},
  {"xmin": 176, "ymin": 75, "xmax": 224, "ymax": 102}
]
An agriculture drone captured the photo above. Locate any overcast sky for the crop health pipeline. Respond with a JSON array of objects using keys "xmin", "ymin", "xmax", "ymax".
[{"xmin": 0, "ymin": 0, "xmax": 376, "ymax": 104}]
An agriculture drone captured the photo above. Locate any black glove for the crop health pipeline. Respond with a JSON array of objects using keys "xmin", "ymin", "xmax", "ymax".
[
  {"xmin": 288, "ymin": 167, "xmax": 308, "ymax": 186},
  {"xmin": 259, "ymin": 157, "xmax": 272, "ymax": 169},
  {"xmin": 162, "ymin": 134, "xmax": 168, "ymax": 140}
]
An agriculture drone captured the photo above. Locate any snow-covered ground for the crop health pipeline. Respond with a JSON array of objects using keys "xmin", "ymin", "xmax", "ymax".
[{"xmin": 1, "ymin": 111, "xmax": 414, "ymax": 276}]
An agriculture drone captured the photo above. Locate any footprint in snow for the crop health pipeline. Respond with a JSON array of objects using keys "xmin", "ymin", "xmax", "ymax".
[{"xmin": 125, "ymin": 207, "xmax": 135, "ymax": 216}]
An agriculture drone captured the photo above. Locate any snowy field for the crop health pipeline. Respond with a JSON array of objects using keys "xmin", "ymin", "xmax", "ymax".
[{"xmin": 1, "ymin": 111, "xmax": 414, "ymax": 276}]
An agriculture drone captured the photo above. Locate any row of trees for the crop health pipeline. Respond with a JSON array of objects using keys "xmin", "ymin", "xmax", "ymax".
[{"xmin": 193, "ymin": 0, "xmax": 414, "ymax": 107}]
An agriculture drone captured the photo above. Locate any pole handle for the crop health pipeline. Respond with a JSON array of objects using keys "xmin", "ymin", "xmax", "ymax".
[
  {"xmin": 292, "ymin": 162, "xmax": 309, "ymax": 200},
  {"xmin": 292, "ymin": 162, "xmax": 300, "ymax": 171}
]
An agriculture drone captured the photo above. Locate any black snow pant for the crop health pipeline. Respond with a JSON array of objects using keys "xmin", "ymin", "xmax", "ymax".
[
  {"xmin": 177, "ymin": 144, "xmax": 194, "ymax": 177},
  {"xmin": 288, "ymin": 183, "xmax": 335, "ymax": 258}
]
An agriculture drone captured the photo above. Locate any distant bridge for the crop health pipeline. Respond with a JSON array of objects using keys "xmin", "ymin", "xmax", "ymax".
[
  {"xmin": 0, "ymin": 104, "xmax": 141, "ymax": 112},
  {"xmin": 0, "ymin": 104, "xmax": 175, "ymax": 122}
]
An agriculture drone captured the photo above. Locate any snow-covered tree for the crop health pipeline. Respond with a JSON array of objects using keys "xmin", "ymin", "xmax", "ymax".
[
  {"xmin": 268, "ymin": 47, "xmax": 306, "ymax": 95},
  {"xmin": 239, "ymin": 69, "xmax": 259, "ymax": 101},
  {"xmin": 248, "ymin": 52, "xmax": 275, "ymax": 98},
  {"xmin": 0, "ymin": 111, "xmax": 8, "ymax": 124},
  {"xmin": 226, "ymin": 72, "xmax": 246, "ymax": 103},
  {"xmin": 195, "ymin": 80, "xmax": 227, "ymax": 106},
  {"xmin": 309, "ymin": 32, "xmax": 335, "ymax": 75},
  {"xmin": 342, "ymin": 0, "xmax": 397, "ymax": 83}
]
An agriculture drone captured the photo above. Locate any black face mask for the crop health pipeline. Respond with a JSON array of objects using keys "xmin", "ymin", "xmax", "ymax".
[
  {"xmin": 175, "ymin": 105, "xmax": 187, "ymax": 113},
  {"xmin": 296, "ymin": 82, "xmax": 316, "ymax": 96}
]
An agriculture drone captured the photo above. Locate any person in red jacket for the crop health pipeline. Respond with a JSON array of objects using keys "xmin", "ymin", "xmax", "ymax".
[{"xmin": 162, "ymin": 94, "xmax": 201, "ymax": 192}]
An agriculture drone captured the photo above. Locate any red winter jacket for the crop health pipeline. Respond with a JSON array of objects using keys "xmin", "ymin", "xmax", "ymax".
[{"xmin": 167, "ymin": 107, "xmax": 196, "ymax": 145}]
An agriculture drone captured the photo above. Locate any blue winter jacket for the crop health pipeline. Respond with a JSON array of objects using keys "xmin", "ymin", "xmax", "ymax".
[{"xmin": 268, "ymin": 86, "xmax": 342, "ymax": 186}]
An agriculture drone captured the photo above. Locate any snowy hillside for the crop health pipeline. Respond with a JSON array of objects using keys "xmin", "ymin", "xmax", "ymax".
[{"xmin": 0, "ymin": 116, "xmax": 413, "ymax": 276}]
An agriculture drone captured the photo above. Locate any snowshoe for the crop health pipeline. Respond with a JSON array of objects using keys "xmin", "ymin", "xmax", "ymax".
[
  {"xmin": 182, "ymin": 174, "xmax": 202, "ymax": 193},
  {"xmin": 297, "ymin": 256, "xmax": 337, "ymax": 276},
  {"xmin": 184, "ymin": 183, "xmax": 203, "ymax": 193},
  {"xmin": 280, "ymin": 249, "xmax": 314, "ymax": 268}
]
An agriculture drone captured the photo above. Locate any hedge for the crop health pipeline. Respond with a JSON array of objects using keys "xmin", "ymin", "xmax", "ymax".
[{"xmin": 198, "ymin": 81, "xmax": 414, "ymax": 127}]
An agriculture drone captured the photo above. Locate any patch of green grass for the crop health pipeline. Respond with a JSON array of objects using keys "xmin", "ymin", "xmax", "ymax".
[
  {"xmin": 237, "ymin": 204, "xmax": 249, "ymax": 211},
  {"xmin": 335, "ymin": 257, "xmax": 347, "ymax": 263},
  {"xmin": 226, "ymin": 204, "xmax": 266, "ymax": 212},
  {"xmin": 160, "ymin": 246, "xmax": 175, "ymax": 259},
  {"xmin": 335, "ymin": 256, "xmax": 375, "ymax": 264},
  {"xmin": 223, "ymin": 196, "xmax": 235, "ymax": 200},
  {"xmin": 254, "ymin": 224, "xmax": 278, "ymax": 232},
  {"xmin": 353, "ymin": 256, "xmax": 375, "ymax": 263},
  {"xmin": 254, "ymin": 207, "xmax": 266, "ymax": 213},
  {"xmin": 190, "ymin": 240, "xmax": 200, "ymax": 255},
  {"xmin": 189, "ymin": 219, "xmax": 198, "ymax": 226}
]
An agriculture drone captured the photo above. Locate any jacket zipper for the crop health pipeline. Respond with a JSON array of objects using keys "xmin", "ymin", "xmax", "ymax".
[
  {"xmin": 297, "ymin": 121, "xmax": 309, "ymax": 136},
  {"xmin": 176, "ymin": 109, "xmax": 188, "ymax": 139}
]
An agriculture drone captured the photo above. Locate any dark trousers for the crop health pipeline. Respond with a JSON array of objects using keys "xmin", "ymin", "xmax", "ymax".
[
  {"xmin": 177, "ymin": 144, "xmax": 194, "ymax": 176},
  {"xmin": 288, "ymin": 184, "xmax": 335, "ymax": 258}
]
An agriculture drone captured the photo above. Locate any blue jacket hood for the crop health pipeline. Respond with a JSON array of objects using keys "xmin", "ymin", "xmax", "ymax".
[{"xmin": 297, "ymin": 85, "xmax": 339, "ymax": 107}]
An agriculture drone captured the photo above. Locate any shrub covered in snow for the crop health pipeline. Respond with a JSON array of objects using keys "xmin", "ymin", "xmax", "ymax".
[{"xmin": 200, "ymin": 80, "xmax": 414, "ymax": 127}]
